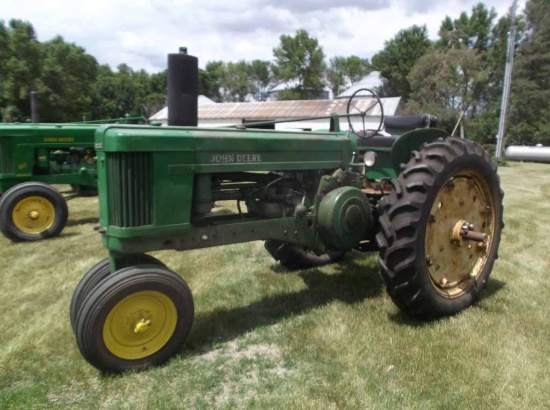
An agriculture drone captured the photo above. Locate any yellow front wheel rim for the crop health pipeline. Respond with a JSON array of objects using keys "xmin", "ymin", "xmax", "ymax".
[
  {"xmin": 103, "ymin": 291, "xmax": 178, "ymax": 360},
  {"xmin": 12, "ymin": 196, "xmax": 56, "ymax": 234}
]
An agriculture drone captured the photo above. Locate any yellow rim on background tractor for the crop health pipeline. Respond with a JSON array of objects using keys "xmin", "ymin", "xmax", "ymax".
[
  {"xmin": 425, "ymin": 170, "xmax": 496, "ymax": 298},
  {"xmin": 12, "ymin": 196, "xmax": 56, "ymax": 235},
  {"xmin": 103, "ymin": 291, "xmax": 178, "ymax": 360}
]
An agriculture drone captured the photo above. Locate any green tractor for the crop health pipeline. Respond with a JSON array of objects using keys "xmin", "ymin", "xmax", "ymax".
[
  {"xmin": 71, "ymin": 49, "xmax": 504, "ymax": 373},
  {"xmin": 0, "ymin": 117, "xmax": 146, "ymax": 242}
]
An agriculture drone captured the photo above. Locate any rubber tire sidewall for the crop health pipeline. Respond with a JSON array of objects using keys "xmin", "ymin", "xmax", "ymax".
[
  {"xmin": 0, "ymin": 182, "xmax": 68, "ymax": 242},
  {"xmin": 377, "ymin": 138, "xmax": 504, "ymax": 318},
  {"xmin": 70, "ymin": 254, "xmax": 168, "ymax": 333},
  {"xmin": 414, "ymin": 152, "xmax": 503, "ymax": 316},
  {"xmin": 75, "ymin": 265, "xmax": 194, "ymax": 373}
]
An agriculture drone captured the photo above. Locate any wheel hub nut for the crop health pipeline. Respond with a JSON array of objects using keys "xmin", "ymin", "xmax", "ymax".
[
  {"xmin": 29, "ymin": 210, "xmax": 39, "ymax": 220},
  {"xmin": 134, "ymin": 319, "xmax": 151, "ymax": 334}
]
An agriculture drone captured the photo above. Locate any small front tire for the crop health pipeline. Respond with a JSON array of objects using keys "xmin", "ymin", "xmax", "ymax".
[
  {"xmin": 0, "ymin": 182, "xmax": 68, "ymax": 242},
  {"xmin": 70, "ymin": 254, "xmax": 167, "ymax": 332},
  {"xmin": 75, "ymin": 265, "xmax": 194, "ymax": 373}
]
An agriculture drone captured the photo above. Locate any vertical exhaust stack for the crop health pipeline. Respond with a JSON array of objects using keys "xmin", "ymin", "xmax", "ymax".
[
  {"xmin": 30, "ymin": 91, "xmax": 40, "ymax": 123},
  {"xmin": 167, "ymin": 47, "xmax": 198, "ymax": 126}
]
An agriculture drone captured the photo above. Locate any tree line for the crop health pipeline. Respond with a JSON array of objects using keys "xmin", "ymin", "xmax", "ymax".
[{"xmin": 0, "ymin": 0, "xmax": 548, "ymax": 145}]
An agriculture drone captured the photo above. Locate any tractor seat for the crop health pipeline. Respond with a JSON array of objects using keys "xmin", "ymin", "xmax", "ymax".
[
  {"xmin": 355, "ymin": 114, "xmax": 438, "ymax": 149},
  {"xmin": 384, "ymin": 114, "xmax": 437, "ymax": 135}
]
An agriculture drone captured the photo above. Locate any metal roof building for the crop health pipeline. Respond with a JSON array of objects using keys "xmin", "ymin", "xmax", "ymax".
[
  {"xmin": 150, "ymin": 96, "xmax": 401, "ymax": 131},
  {"xmin": 336, "ymin": 71, "xmax": 385, "ymax": 99}
]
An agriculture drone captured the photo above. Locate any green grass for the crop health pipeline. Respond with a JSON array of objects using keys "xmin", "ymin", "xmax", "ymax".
[{"xmin": 1, "ymin": 161, "xmax": 549, "ymax": 409}]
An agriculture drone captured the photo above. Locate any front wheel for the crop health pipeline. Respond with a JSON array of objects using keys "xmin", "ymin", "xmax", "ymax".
[
  {"xmin": 376, "ymin": 137, "xmax": 504, "ymax": 318},
  {"xmin": 70, "ymin": 254, "xmax": 167, "ymax": 332},
  {"xmin": 74, "ymin": 265, "xmax": 194, "ymax": 373},
  {"xmin": 265, "ymin": 240, "xmax": 345, "ymax": 270},
  {"xmin": 0, "ymin": 182, "xmax": 68, "ymax": 242}
]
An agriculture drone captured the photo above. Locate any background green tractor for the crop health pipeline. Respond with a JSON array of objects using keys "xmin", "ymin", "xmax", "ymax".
[
  {"xmin": 0, "ymin": 117, "xmax": 147, "ymax": 242},
  {"xmin": 71, "ymin": 49, "xmax": 504, "ymax": 373}
]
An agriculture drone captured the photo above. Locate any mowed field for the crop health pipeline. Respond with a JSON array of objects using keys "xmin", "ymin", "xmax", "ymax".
[{"xmin": 0, "ymin": 161, "xmax": 549, "ymax": 409}]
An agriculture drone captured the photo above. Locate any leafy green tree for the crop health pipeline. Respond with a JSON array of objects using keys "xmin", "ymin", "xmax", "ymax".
[
  {"xmin": 201, "ymin": 61, "xmax": 224, "ymax": 102},
  {"xmin": 0, "ymin": 21, "xmax": 9, "ymax": 121},
  {"xmin": 272, "ymin": 29, "xmax": 326, "ymax": 100},
  {"xmin": 508, "ymin": 0, "xmax": 550, "ymax": 145},
  {"xmin": 326, "ymin": 56, "xmax": 371, "ymax": 96},
  {"xmin": 39, "ymin": 36, "xmax": 98, "ymax": 122},
  {"xmin": 371, "ymin": 25, "xmax": 431, "ymax": 100},
  {"xmin": 221, "ymin": 61, "xmax": 252, "ymax": 102},
  {"xmin": 326, "ymin": 56, "xmax": 346, "ymax": 96},
  {"xmin": 0, "ymin": 19, "xmax": 43, "ymax": 122},
  {"xmin": 407, "ymin": 47, "xmax": 483, "ymax": 134},
  {"xmin": 248, "ymin": 59, "xmax": 272, "ymax": 101},
  {"xmin": 438, "ymin": 3, "xmax": 497, "ymax": 52}
]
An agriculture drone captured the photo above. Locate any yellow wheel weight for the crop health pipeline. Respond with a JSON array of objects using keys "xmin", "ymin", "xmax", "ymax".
[
  {"xmin": 103, "ymin": 291, "xmax": 178, "ymax": 360},
  {"xmin": 12, "ymin": 196, "xmax": 56, "ymax": 234}
]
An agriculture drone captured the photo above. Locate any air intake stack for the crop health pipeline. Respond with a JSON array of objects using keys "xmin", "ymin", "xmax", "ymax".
[{"xmin": 167, "ymin": 47, "xmax": 198, "ymax": 126}]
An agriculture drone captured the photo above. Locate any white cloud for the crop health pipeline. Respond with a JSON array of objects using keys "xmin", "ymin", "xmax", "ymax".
[{"xmin": 0, "ymin": 0, "xmax": 525, "ymax": 72}]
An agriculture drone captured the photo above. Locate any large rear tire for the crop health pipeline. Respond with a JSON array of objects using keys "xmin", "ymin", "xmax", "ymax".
[
  {"xmin": 75, "ymin": 265, "xmax": 194, "ymax": 373},
  {"xmin": 265, "ymin": 240, "xmax": 345, "ymax": 270},
  {"xmin": 70, "ymin": 254, "xmax": 167, "ymax": 332},
  {"xmin": 376, "ymin": 137, "xmax": 504, "ymax": 318},
  {"xmin": 0, "ymin": 182, "xmax": 68, "ymax": 242}
]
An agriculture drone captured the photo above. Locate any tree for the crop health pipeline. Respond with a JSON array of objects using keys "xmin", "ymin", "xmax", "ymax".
[
  {"xmin": 0, "ymin": 19, "xmax": 43, "ymax": 122},
  {"xmin": 508, "ymin": 0, "xmax": 550, "ymax": 145},
  {"xmin": 221, "ymin": 61, "xmax": 252, "ymax": 102},
  {"xmin": 201, "ymin": 61, "xmax": 224, "ymax": 102},
  {"xmin": 248, "ymin": 59, "xmax": 272, "ymax": 101},
  {"xmin": 272, "ymin": 29, "xmax": 326, "ymax": 100},
  {"xmin": 371, "ymin": 25, "xmax": 431, "ymax": 100},
  {"xmin": 406, "ymin": 47, "xmax": 484, "ymax": 134},
  {"xmin": 39, "ymin": 36, "xmax": 98, "ymax": 122},
  {"xmin": 438, "ymin": 4, "xmax": 497, "ymax": 52},
  {"xmin": 326, "ymin": 56, "xmax": 371, "ymax": 96}
]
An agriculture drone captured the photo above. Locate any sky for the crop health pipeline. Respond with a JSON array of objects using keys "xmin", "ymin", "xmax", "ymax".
[{"xmin": 1, "ymin": 0, "xmax": 525, "ymax": 73}]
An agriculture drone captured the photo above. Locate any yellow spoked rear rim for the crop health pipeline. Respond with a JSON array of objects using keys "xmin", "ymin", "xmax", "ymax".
[
  {"xmin": 425, "ymin": 170, "xmax": 496, "ymax": 298},
  {"xmin": 103, "ymin": 291, "xmax": 177, "ymax": 360},
  {"xmin": 12, "ymin": 196, "xmax": 56, "ymax": 234}
]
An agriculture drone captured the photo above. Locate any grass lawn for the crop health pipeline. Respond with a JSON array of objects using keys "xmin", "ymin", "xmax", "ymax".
[{"xmin": 1, "ymin": 161, "xmax": 549, "ymax": 409}]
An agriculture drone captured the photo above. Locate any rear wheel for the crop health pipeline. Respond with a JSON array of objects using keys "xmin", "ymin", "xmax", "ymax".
[
  {"xmin": 0, "ymin": 182, "xmax": 68, "ymax": 242},
  {"xmin": 376, "ymin": 137, "xmax": 504, "ymax": 318},
  {"xmin": 75, "ymin": 265, "xmax": 194, "ymax": 373},
  {"xmin": 70, "ymin": 254, "xmax": 167, "ymax": 332},
  {"xmin": 265, "ymin": 240, "xmax": 345, "ymax": 270}
]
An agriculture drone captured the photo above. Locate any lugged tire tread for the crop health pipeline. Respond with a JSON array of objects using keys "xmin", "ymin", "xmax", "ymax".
[{"xmin": 376, "ymin": 137, "xmax": 504, "ymax": 318}]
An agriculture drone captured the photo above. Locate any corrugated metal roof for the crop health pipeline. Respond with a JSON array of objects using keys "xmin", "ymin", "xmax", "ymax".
[
  {"xmin": 337, "ymin": 71, "xmax": 385, "ymax": 98},
  {"xmin": 198, "ymin": 97, "xmax": 401, "ymax": 119}
]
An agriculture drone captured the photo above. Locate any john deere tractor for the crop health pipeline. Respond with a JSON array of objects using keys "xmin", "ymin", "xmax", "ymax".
[
  {"xmin": 0, "ymin": 117, "xmax": 146, "ymax": 242},
  {"xmin": 71, "ymin": 49, "xmax": 504, "ymax": 373}
]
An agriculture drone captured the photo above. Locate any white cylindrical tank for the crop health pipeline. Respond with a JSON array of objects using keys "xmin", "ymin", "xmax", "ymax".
[{"xmin": 505, "ymin": 145, "xmax": 550, "ymax": 163}]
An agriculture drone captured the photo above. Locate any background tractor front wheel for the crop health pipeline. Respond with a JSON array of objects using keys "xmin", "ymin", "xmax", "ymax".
[
  {"xmin": 0, "ymin": 182, "xmax": 68, "ymax": 242},
  {"xmin": 376, "ymin": 137, "xmax": 504, "ymax": 318},
  {"xmin": 74, "ymin": 265, "xmax": 194, "ymax": 373}
]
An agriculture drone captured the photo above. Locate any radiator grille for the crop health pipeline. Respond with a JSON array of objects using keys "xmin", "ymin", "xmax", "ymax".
[
  {"xmin": 107, "ymin": 152, "xmax": 153, "ymax": 227},
  {"xmin": 0, "ymin": 140, "xmax": 14, "ymax": 173}
]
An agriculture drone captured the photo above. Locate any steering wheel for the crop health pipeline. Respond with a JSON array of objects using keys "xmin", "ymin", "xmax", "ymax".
[{"xmin": 346, "ymin": 88, "xmax": 384, "ymax": 137}]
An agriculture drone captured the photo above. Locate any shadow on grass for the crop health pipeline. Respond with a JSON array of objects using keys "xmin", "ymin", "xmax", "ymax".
[
  {"xmin": 388, "ymin": 277, "xmax": 507, "ymax": 327},
  {"xmin": 185, "ymin": 256, "xmax": 383, "ymax": 355},
  {"xmin": 66, "ymin": 217, "xmax": 99, "ymax": 227}
]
